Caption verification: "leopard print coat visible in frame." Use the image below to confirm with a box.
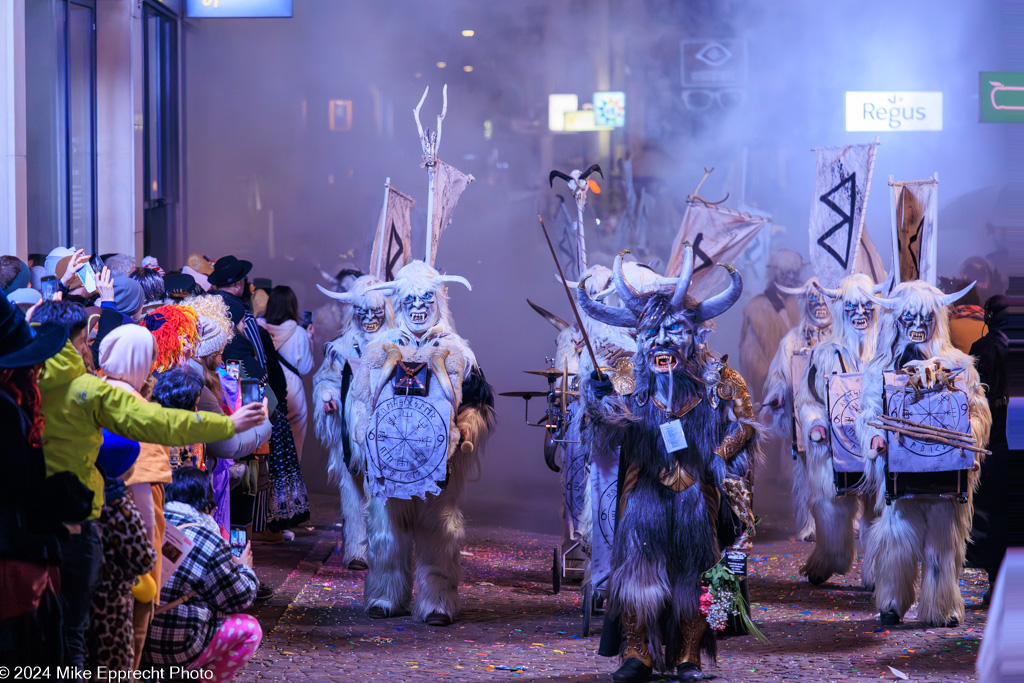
[86,496,157,672]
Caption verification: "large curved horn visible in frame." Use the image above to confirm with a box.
[429,349,457,407]
[812,281,841,300]
[580,164,603,180]
[577,277,637,328]
[372,343,403,408]
[316,283,356,303]
[856,287,899,309]
[612,250,642,305]
[594,284,616,300]
[775,283,809,297]
[527,299,570,332]
[670,243,694,309]
[363,281,397,296]
[436,275,472,291]
[936,281,976,307]
[696,263,743,321]
[549,170,573,187]
[553,273,579,289]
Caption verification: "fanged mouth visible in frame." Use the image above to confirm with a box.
[652,353,678,372]
[814,307,829,319]
[851,317,868,330]
[363,321,380,333]
[410,312,428,323]
[909,330,926,342]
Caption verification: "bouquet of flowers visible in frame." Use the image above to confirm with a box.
[700,557,768,643]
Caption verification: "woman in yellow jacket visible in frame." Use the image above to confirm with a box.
[33,300,265,675]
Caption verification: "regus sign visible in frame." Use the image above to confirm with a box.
[845,92,942,131]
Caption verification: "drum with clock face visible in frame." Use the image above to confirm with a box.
[365,365,456,500]
[881,372,972,503]
[825,372,867,495]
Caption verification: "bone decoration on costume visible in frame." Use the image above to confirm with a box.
[312,275,396,569]
[761,277,834,541]
[549,164,603,275]
[349,259,495,626]
[854,279,990,628]
[792,273,884,587]
[577,243,761,681]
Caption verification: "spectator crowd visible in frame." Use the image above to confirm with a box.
[0,249,317,681]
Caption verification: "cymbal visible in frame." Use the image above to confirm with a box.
[524,368,575,379]
[498,390,548,399]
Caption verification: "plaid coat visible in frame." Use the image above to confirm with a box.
[142,504,257,666]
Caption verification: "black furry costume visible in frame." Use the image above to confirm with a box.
[578,248,760,677]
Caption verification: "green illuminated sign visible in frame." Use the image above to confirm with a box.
[980,72,1024,123]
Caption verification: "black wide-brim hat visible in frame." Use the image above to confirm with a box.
[0,292,69,368]
[207,255,253,287]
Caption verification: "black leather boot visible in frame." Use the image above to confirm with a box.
[879,608,902,625]
[610,657,652,683]
[676,662,704,680]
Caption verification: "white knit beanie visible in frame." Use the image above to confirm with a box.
[196,314,227,358]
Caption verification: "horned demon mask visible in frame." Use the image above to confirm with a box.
[577,245,742,377]
[317,275,395,338]
[814,274,885,333]
[778,277,832,327]
[364,260,471,337]
[862,279,974,351]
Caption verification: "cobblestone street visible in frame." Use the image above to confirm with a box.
[237,496,988,683]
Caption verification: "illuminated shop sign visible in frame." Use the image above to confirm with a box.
[593,92,626,127]
[980,72,1024,123]
[845,91,942,132]
[186,0,292,18]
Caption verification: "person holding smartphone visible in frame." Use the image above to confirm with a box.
[145,467,261,680]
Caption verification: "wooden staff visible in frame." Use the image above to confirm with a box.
[880,414,973,441]
[538,215,604,380]
[867,421,990,456]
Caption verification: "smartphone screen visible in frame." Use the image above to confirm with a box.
[41,276,59,300]
[301,311,313,328]
[79,261,97,293]
[240,378,261,406]
[226,360,241,380]
[230,527,247,557]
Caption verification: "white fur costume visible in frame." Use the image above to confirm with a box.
[855,280,990,626]
[350,261,495,623]
[312,275,395,566]
[794,273,881,585]
[761,277,833,541]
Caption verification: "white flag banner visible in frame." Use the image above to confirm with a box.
[889,175,938,286]
[428,160,474,266]
[666,200,770,299]
[370,182,416,281]
[809,142,879,288]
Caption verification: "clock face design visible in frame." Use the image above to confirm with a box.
[829,386,862,456]
[598,480,618,546]
[367,394,449,496]
[886,387,969,457]
[564,444,589,527]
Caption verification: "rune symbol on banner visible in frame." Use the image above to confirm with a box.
[385,220,405,281]
[817,173,857,269]
[691,232,714,273]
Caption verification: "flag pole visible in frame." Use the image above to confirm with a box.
[373,178,391,278]
[538,215,603,380]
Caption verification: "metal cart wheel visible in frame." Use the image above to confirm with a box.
[581,581,594,637]
[552,547,561,595]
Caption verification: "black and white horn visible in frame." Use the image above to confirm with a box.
[670,242,694,310]
[812,281,841,300]
[695,263,743,322]
[580,164,603,180]
[527,299,570,332]
[549,170,573,187]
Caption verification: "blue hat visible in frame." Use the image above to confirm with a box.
[97,429,141,479]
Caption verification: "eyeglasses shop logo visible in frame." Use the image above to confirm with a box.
[845,92,943,132]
